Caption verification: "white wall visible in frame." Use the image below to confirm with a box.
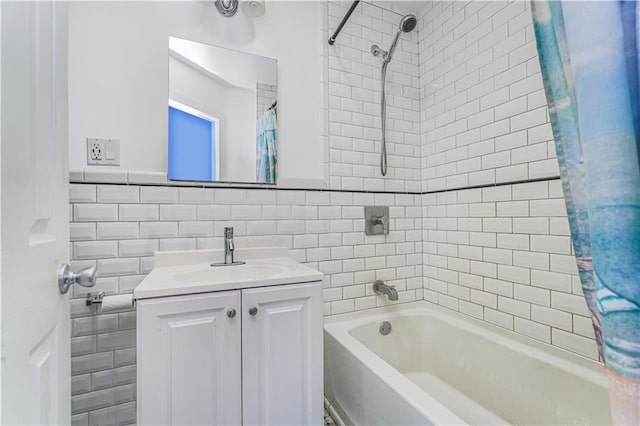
[169,36,277,90]
[419,1,556,192]
[220,87,256,182]
[68,1,324,186]
[169,56,229,121]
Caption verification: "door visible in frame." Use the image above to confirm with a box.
[242,282,323,426]
[137,291,242,425]
[1,2,70,424]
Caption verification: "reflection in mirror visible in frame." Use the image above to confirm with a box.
[168,37,277,184]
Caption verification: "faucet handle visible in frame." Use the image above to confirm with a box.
[375,215,389,234]
[224,226,234,239]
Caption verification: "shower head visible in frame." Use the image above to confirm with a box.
[371,13,417,65]
[399,14,417,33]
[386,14,417,62]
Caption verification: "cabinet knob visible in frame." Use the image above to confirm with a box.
[227,308,236,318]
[249,306,258,316]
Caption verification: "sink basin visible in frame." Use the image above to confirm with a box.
[173,264,286,283]
[133,248,324,300]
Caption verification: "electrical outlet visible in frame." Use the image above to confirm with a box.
[87,138,120,166]
[89,140,104,161]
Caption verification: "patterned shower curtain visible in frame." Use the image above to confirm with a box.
[256,109,277,184]
[531,1,640,423]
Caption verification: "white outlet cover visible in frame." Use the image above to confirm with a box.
[87,138,120,166]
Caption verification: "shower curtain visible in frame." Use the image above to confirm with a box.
[531,1,640,423]
[256,109,277,184]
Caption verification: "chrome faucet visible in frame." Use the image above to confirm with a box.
[211,227,245,267]
[224,226,235,264]
[373,280,398,301]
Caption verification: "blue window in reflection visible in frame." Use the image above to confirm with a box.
[168,103,218,181]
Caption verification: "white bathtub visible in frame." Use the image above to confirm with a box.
[324,301,611,425]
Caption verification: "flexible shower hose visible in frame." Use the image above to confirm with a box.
[380,60,389,176]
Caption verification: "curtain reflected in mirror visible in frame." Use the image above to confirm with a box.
[256,99,277,183]
[167,37,277,184]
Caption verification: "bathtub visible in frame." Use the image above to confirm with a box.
[324,301,611,425]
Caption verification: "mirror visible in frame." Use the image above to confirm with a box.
[168,37,278,184]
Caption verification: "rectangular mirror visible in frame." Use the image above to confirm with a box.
[168,37,278,184]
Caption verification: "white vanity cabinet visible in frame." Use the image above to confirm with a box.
[134,248,324,426]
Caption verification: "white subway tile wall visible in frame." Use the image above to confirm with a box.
[327,1,422,192]
[69,184,423,424]
[422,180,597,359]
[256,83,277,119]
[418,1,557,193]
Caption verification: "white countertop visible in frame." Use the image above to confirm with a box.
[133,247,323,300]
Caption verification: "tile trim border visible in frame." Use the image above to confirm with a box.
[70,175,561,196]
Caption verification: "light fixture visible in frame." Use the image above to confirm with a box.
[214,0,239,17]
[240,0,266,18]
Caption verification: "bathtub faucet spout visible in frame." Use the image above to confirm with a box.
[373,280,398,301]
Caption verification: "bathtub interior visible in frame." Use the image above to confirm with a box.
[324,331,437,426]
[345,311,611,425]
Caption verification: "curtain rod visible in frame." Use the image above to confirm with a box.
[328,0,360,45]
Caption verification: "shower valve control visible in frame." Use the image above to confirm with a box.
[87,138,120,166]
[365,206,390,235]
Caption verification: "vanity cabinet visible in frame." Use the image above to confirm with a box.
[136,281,322,426]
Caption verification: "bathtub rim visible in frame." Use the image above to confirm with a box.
[324,301,608,425]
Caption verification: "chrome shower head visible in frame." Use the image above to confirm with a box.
[371,13,417,65]
[399,14,417,33]
[385,14,417,62]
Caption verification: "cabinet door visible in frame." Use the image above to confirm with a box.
[242,282,323,426]
[137,291,241,425]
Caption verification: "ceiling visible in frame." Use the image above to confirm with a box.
[374,1,430,15]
